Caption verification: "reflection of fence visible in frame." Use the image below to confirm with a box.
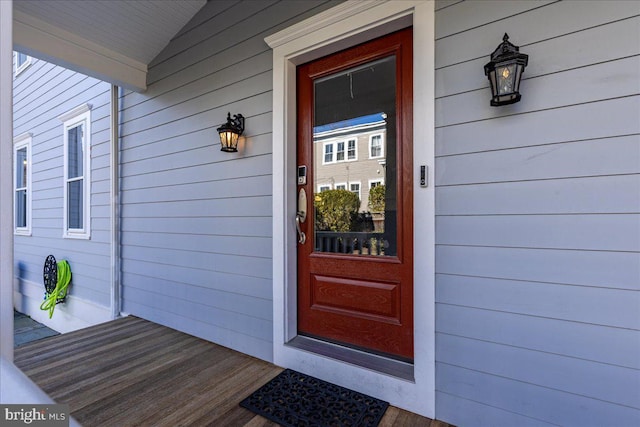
[315,231,387,256]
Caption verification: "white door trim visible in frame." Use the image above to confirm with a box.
[267,0,435,417]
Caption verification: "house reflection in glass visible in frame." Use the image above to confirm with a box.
[312,113,395,256]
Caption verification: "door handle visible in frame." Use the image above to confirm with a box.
[296,188,307,244]
[295,213,306,244]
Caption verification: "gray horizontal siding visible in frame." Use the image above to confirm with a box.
[436,55,639,127]
[121,230,272,260]
[436,95,640,156]
[438,333,639,408]
[436,14,640,99]
[435,0,640,69]
[438,303,640,372]
[437,362,640,427]
[437,175,639,215]
[434,0,640,425]
[120,0,339,362]
[436,136,639,185]
[437,245,639,290]
[437,214,640,252]
[437,274,639,335]
[13,57,113,309]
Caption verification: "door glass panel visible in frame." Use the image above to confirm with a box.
[313,56,397,256]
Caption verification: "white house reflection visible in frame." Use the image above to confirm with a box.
[313,112,393,256]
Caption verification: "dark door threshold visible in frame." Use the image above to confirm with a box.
[287,335,414,381]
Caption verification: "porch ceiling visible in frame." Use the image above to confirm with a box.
[13,0,206,92]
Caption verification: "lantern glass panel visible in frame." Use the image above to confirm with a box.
[220,130,239,151]
[496,64,516,95]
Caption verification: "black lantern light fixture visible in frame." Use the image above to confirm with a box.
[217,112,245,152]
[484,33,529,106]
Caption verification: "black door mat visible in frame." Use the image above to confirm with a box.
[240,369,389,427]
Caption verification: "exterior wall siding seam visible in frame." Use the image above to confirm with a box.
[435,1,561,41]
[435,361,640,411]
[435,242,640,254]
[435,390,561,427]
[435,94,640,129]
[435,301,640,330]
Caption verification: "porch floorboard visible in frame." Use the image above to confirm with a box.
[14,316,450,426]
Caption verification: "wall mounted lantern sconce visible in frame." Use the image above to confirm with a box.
[217,112,245,152]
[484,33,529,106]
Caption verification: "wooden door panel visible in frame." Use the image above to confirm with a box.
[309,275,401,322]
[297,28,413,360]
[301,305,410,358]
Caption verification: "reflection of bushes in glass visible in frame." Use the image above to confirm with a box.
[368,184,385,213]
[314,189,360,232]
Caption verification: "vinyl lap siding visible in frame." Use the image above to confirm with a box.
[434,1,640,426]
[13,59,112,308]
[119,0,339,362]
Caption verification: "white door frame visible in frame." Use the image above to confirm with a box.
[267,0,435,417]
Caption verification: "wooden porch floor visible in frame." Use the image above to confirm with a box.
[14,316,450,427]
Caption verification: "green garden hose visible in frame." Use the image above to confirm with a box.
[40,260,71,319]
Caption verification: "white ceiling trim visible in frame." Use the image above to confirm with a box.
[14,10,147,92]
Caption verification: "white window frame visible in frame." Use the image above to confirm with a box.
[322,141,335,164]
[317,184,331,192]
[13,51,31,77]
[324,140,358,164]
[13,133,32,236]
[335,141,345,162]
[347,138,358,161]
[59,104,92,239]
[349,181,361,201]
[369,133,384,159]
[334,182,347,191]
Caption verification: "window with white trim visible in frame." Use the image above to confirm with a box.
[349,181,361,200]
[336,141,345,161]
[322,140,358,164]
[60,105,91,239]
[14,134,32,235]
[14,51,31,77]
[318,184,331,192]
[335,183,347,190]
[323,142,334,164]
[347,139,357,160]
[369,134,384,159]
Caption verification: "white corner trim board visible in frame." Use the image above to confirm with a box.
[0,0,15,362]
[268,0,436,418]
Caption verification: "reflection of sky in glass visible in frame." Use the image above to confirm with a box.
[68,125,84,178]
[67,123,85,230]
[15,147,27,228]
[16,147,27,187]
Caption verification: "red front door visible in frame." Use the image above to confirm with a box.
[296,28,413,361]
